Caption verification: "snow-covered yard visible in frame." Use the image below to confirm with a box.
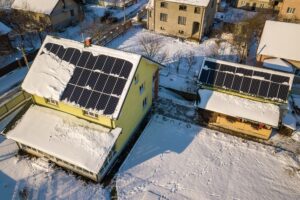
[0,136,109,199]
[117,115,300,200]
[107,26,238,93]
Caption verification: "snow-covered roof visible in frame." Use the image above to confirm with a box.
[147,0,210,8]
[22,35,141,119]
[11,0,59,15]
[7,105,121,173]
[197,89,280,127]
[257,20,300,62]
[263,58,294,73]
[0,21,11,35]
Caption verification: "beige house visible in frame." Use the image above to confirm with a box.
[278,0,300,22]
[147,0,217,41]
[11,0,82,30]
[231,0,278,12]
[257,20,300,69]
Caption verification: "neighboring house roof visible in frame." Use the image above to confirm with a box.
[147,0,210,8]
[197,89,280,127]
[0,21,12,35]
[7,105,122,174]
[263,58,294,73]
[22,35,142,119]
[257,20,300,62]
[11,0,59,15]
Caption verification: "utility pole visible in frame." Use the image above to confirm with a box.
[17,46,29,69]
[123,0,126,24]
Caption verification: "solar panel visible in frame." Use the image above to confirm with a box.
[198,59,292,101]
[42,43,133,114]
[104,96,119,115]
[249,79,260,95]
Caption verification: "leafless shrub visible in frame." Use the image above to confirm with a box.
[172,51,184,73]
[138,34,162,59]
[185,51,197,72]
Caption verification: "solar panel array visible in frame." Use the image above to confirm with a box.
[43,42,133,115]
[198,60,291,102]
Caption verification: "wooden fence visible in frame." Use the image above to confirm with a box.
[92,20,132,46]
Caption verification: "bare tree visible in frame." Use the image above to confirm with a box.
[172,51,184,73]
[185,51,197,72]
[156,51,168,64]
[138,34,162,59]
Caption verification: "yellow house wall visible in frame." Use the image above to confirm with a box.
[212,114,272,139]
[114,58,159,152]
[32,95,114,128]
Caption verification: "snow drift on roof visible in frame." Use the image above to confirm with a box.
[263,58,294,73]
[257,20,300,62]
[11,0,59,15]
[197,89,280,127]
[0,21,11,35]
[22,35,141,119]
[7,105,121,173]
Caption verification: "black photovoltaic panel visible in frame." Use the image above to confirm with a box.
[223,73,234,88]
[104,96,119,115]
[240,77,251,93]
[113,78,127,96]
[43,42,134,114]
[232,75,242,91]
[199,59,291,101]
[215,72,225,87]
[206,70,218,85]
[199,69,209,83]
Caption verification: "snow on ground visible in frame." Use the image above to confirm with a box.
[107,26,238,93]
[0,136,109,200]
[0,67,28,95]
[117,115,300,200]
[222,7,256,24]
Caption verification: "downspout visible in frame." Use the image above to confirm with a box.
[199,6,206,41]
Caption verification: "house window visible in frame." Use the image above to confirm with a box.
[149,11,152,17]
[45,98,58,106]
[160,13,168,22]
[178,16,186,25]
[70,9,74,17]
[179,5,187,11]
[142,97,148,109]
[83,110,99,118]
[287,7,296,14]
[260,4,264,8]
[160,26,165,30]
[178,30,184,34]
[194,7,200,14]
[139,82,145,95]
[160,2,168,8]
[134,74,139,84]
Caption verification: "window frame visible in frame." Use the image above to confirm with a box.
[142,97,148,109]
[160,2,168,8]
[83,110,99,119]
[194,7,201,14]
[160,13,168,22]
[178,16,187,25]
[179,5,187,11]
[139,82,145,95]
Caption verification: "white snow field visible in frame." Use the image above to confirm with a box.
[117,115,300,200]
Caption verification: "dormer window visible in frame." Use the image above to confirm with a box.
[45,98,58,106]
[83,110,99,119]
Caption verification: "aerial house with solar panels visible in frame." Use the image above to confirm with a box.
[196,58,294,139]
[6,35,160,182]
